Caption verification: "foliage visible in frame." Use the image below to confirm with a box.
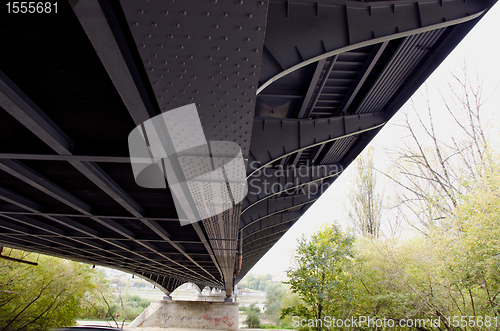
[284,224,354,330]
[244,303,262,328]
[239,273,274,291]
[0,249,102,331]
[264,282,285,324]
[347,146,383,238]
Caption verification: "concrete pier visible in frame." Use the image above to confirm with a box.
[130,299,239,330]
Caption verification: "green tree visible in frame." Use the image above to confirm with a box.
[264,282,285,324]
[0,249,104,331]
[245,303,261,328]
[283,224,354,330]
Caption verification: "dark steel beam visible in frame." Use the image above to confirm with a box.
[0,153,132,163]
[303,55,338,119]
[248,112,389,177]
[0,161,219,285]
[335,41,389,115]
[297,58,327,118]
[0,71,218,284]
[259,0,493,91]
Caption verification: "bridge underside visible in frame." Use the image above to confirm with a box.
[0,0,495,295]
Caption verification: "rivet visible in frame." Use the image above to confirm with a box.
[132,22,139,27]
[186,82,191,86]
[174,23,181,28]
[224,77,229,81]
[164,89,168,92]
[159,96,163,99]
[181,89,186,93]
[181,69,187,73]
[223,57,229,61]
[158,44,164,49]
[234,98,239,102]
[217,84,222,87]
[257,0,264,4]
[213,104,217,107]
[192,75,197,79]
[235,48,241,52]
[222,12,229,17]
[245,37,251,42]
[235,85,240,88]
[242,92,247,95]
[164,69,170,73]
[242,105,246,108]
[187,55,194,59]
[188,97,194,100]
[237,0,244,4]
[178,75,183,79]
[212,24,219,29]
[145,60,152,64]
[169,82,174,86]
[168,102,172,105]
[173,96,177,99]
[251,64,257,68]
[250,86,255,89]
[234,64,240,67]
[162,10,169,15]
[180,11,187,16]
[217,71,223,74]
[236,26,243,30]
[151,22,158,27]
[242,77,248,81]
[214,46,220,51]
[246,13,253,18]
[158,74,164,78]
[207,56,213,60]
[251,72,256,76]
[235,72,240,75]
[216,63,222,67]
[210,76,215,80]
[221,36,228,41]
[194,90,200,94]
[140,44,146,48]
[205,36,212,40]
[138,9,144,14]
[225,91,230,95]
[172,55,178,59]
[180,62,186,65]
[152,54,158,58]
[211,0,218,3]
[162,60,168,65]
[203,11,210,17]
[146,33,152,38]
[254,26,261,31]
[149,68,155,72]
[178,45,184,49]
[243,58,249,62]
[252,48,259,53]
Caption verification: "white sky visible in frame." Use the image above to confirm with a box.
[249,3,500,277]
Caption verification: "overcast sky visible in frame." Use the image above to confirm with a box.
[248,3,500,277]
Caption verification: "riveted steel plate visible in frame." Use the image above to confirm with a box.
[120,0,269,158]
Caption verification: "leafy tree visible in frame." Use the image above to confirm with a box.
[347,147,383,238]
[0,249,104,331]
[245,303,262,328]
[283,224,354,330]
[264,282,285,324]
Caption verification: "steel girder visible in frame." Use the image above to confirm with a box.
[260,0,494,91]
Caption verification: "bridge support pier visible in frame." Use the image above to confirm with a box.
[130,299,239,330]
